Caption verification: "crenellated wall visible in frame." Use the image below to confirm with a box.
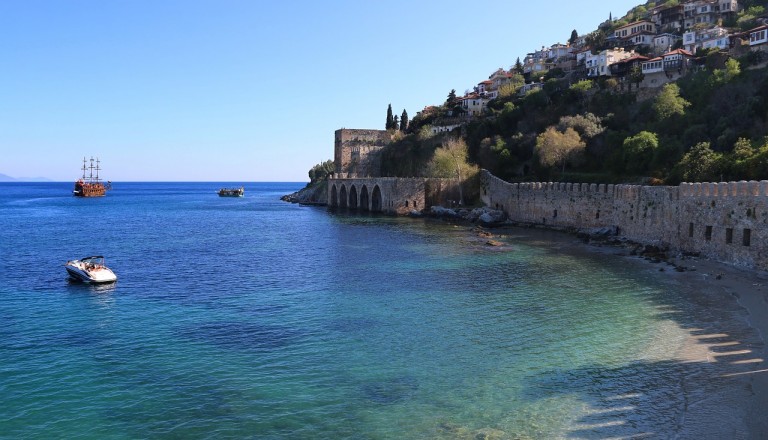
[334,129,392,177]
[481,170,768,270]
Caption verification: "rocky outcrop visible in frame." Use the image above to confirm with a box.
[428,206,508,226]
[281,180,328,205]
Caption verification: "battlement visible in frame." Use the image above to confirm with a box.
[334,128,392,177]
[481,170,768,270]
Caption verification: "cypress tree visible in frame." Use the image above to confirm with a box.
[386,104,394,130]
[400,109,409,132]
[393,115,399,131]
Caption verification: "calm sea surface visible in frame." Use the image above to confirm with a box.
[0,182,756,439]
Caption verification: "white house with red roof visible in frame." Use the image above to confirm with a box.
[641,48,695,88]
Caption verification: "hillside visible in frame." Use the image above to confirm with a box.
[377,0,768,186]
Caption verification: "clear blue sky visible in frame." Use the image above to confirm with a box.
[0,0,642,182]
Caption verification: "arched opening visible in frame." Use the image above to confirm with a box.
[360,185,369,211]
[349,185,358,210]
[339,185,348,209]
[371,185,382,212]
[330,184,338,208]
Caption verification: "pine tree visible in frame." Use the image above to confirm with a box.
[386,104,394,130]
[446,89,457,106]
[513,57,523,73]
[400,109,409,132]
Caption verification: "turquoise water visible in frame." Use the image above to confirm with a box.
[0,182,756,439]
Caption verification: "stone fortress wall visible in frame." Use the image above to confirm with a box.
[327,176,460,215]
[334,129,392,178]
[481,170,768,270]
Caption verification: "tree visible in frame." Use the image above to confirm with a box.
[677,142,722,182]
[386,104,394,130]
[393,115,399,131]
[446,89,458,106]
[535,127,586,175]
[622,131,659,174]
[569,29,578,46]
[426,137,478,205]
[513,57,523,74]
[585,30,607,53]
[652,83,691,120]
[307,159,334,185]
[400,109,409,132]
[628,64,645,91]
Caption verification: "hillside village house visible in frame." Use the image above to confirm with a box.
[641,48,695,88]
[653,33,682,54]
[651,3,685,32]
[614,20,657,48]
[749,24,768,52]
[450,0,745,114]
[683,26,730,53]
[586,48,635,77]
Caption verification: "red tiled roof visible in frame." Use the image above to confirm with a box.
[663,48,693,57]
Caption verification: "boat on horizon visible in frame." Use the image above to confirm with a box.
[73,156,111,197]
[64,256,117,284]
[218,186,244,197]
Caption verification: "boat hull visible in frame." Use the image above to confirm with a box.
[65,261,117,284]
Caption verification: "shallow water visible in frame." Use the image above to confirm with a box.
[0,182,759,439]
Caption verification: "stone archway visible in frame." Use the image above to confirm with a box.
[360,185,369,211]
[339,185,348,209]
[371,185,382,212]
[349,185,358,209]
[330,184,338,208]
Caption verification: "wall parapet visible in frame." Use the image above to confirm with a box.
[480,170,768,270]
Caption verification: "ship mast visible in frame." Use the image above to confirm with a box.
[89,157,95,181]
[81,157,87,179]
[95,157,101,183]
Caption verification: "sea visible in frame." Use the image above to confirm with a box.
[0,182,759,439]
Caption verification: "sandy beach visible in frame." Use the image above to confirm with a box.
[661,255,768,439]
[476,225,768,438]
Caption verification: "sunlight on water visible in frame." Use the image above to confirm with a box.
[0,182,761,439]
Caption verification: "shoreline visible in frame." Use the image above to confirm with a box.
[471,223,768,438]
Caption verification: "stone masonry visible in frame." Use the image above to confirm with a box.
[334,129,392,178]
[481,170,768,270]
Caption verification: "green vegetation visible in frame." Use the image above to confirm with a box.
[379,51,768,187]
[307,160,334,186]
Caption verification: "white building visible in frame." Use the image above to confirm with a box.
[586,48,635,78]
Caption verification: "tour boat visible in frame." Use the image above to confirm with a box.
[218,186,245,197]
[73,156,111,197]
[65,256,117,284]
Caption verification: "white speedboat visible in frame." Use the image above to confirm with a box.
[65,256,117,284]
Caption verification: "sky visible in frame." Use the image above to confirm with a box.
[0,0,643,182]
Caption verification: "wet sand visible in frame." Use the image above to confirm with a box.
[661,255,768,438]
[473,225,768,438]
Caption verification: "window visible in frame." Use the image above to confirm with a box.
[705,225,712,241]
[726,228,733,244]
[689,222,694,238]
[743,229,752,246]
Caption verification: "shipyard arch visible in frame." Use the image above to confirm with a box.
[349,185,358,209]
[339,185,348,209]
[360,185,369,211]
[330,184,338,208]
[371,185,382,212]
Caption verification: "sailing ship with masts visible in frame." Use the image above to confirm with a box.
[73,156,111,197]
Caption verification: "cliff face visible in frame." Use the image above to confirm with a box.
[281,180,328,205]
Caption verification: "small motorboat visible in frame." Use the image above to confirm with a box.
[218,186,244,197]
[65,256,117,284]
